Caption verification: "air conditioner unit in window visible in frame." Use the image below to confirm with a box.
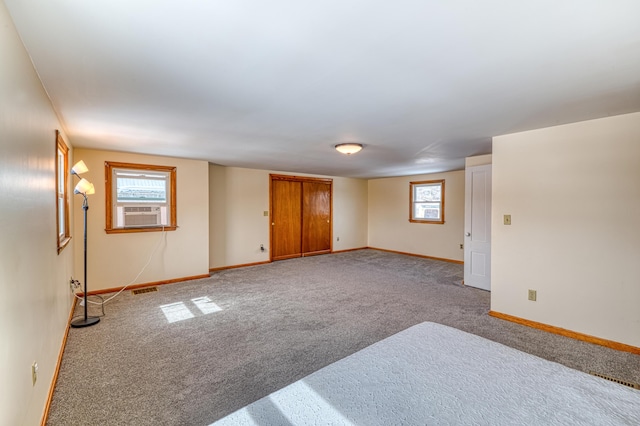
[123,206,161,227]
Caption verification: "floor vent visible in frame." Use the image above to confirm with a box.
[132,287,158,295]
[589,372,640,389]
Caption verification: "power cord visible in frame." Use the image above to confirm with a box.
[70,227,167,312]
[70,294,105,322]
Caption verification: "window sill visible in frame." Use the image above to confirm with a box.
[409,219,445,224]
[57,236,72,254]
[105,226,177,234]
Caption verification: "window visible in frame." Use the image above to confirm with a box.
[105,162,177,233]
[56,131,71,253]
[410,179,445,224]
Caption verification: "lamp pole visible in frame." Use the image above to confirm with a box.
[71,193,100,328]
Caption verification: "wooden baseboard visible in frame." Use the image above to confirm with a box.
[210,250,373,270]
[367,246,464,264]
[209,247,456,270]
[489,311,640,355]
[302,250,331,257]
[41,295,77,425]
[332,247,368,254]
[83,273,211,296]
[209,261,271,272]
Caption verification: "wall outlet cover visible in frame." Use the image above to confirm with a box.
[31,362,38,386]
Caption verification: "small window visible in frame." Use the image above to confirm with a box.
[56,131,71,253]
[105,162,177,233]
[410,179,445,224]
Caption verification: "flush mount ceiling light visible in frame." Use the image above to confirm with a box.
[335,143,363,155]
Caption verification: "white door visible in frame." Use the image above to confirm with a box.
[464,164,492,291]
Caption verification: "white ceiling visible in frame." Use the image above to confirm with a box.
[6,1,640,178]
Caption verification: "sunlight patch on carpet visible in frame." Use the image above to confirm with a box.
[160,297,223,323]
[213,381,354,426]
[160,302,194,323]
[192,296,222,315]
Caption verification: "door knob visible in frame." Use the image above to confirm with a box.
[465,232,471,237]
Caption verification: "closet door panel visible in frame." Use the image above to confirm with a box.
[272,180,302,260]
[302,181,331,254]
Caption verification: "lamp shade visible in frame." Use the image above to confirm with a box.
[335,143,363,155]
[71,160,89,175]
[74,178,95,195]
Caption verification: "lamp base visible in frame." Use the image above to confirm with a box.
[70,316,100,328]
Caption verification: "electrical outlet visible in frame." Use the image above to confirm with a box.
[260,244,265,252]
[336,236,340,241]
[504,214,512,225]
[459,243,463,249]
[528,289,537,301]
[263,211,269,216]
[31,362,38,386]
[69,277,80,292]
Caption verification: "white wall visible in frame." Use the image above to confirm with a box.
[73,149,210,292]
[0,3,75,424]
[368,170,465,261]
[492,112,640,347]
[209,165,368,269]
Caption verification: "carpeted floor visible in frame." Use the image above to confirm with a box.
[213,323,640,425]
[47,249,640,425]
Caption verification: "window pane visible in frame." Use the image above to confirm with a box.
[116,177,167,203]
[413,203,441,219]
[58,198,65,236]
[57,151,65,235]
[58,152,65,191]
[414,185,441,202]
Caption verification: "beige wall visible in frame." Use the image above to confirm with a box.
[332,175,369,251]
[0,3,75,424]
[73,149,210,292]
[209,165,368,269]
[368,171,465,261]
[492,112,640,347]
[209,165,270,268]
[465,153,492,167]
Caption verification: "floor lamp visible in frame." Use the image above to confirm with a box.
[70,161,100,328]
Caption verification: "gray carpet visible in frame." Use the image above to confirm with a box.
[47,249,640,425]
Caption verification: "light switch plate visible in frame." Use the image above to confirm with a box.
[504,214,512,225]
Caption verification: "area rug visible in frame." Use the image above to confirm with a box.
[211,322,640,425]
